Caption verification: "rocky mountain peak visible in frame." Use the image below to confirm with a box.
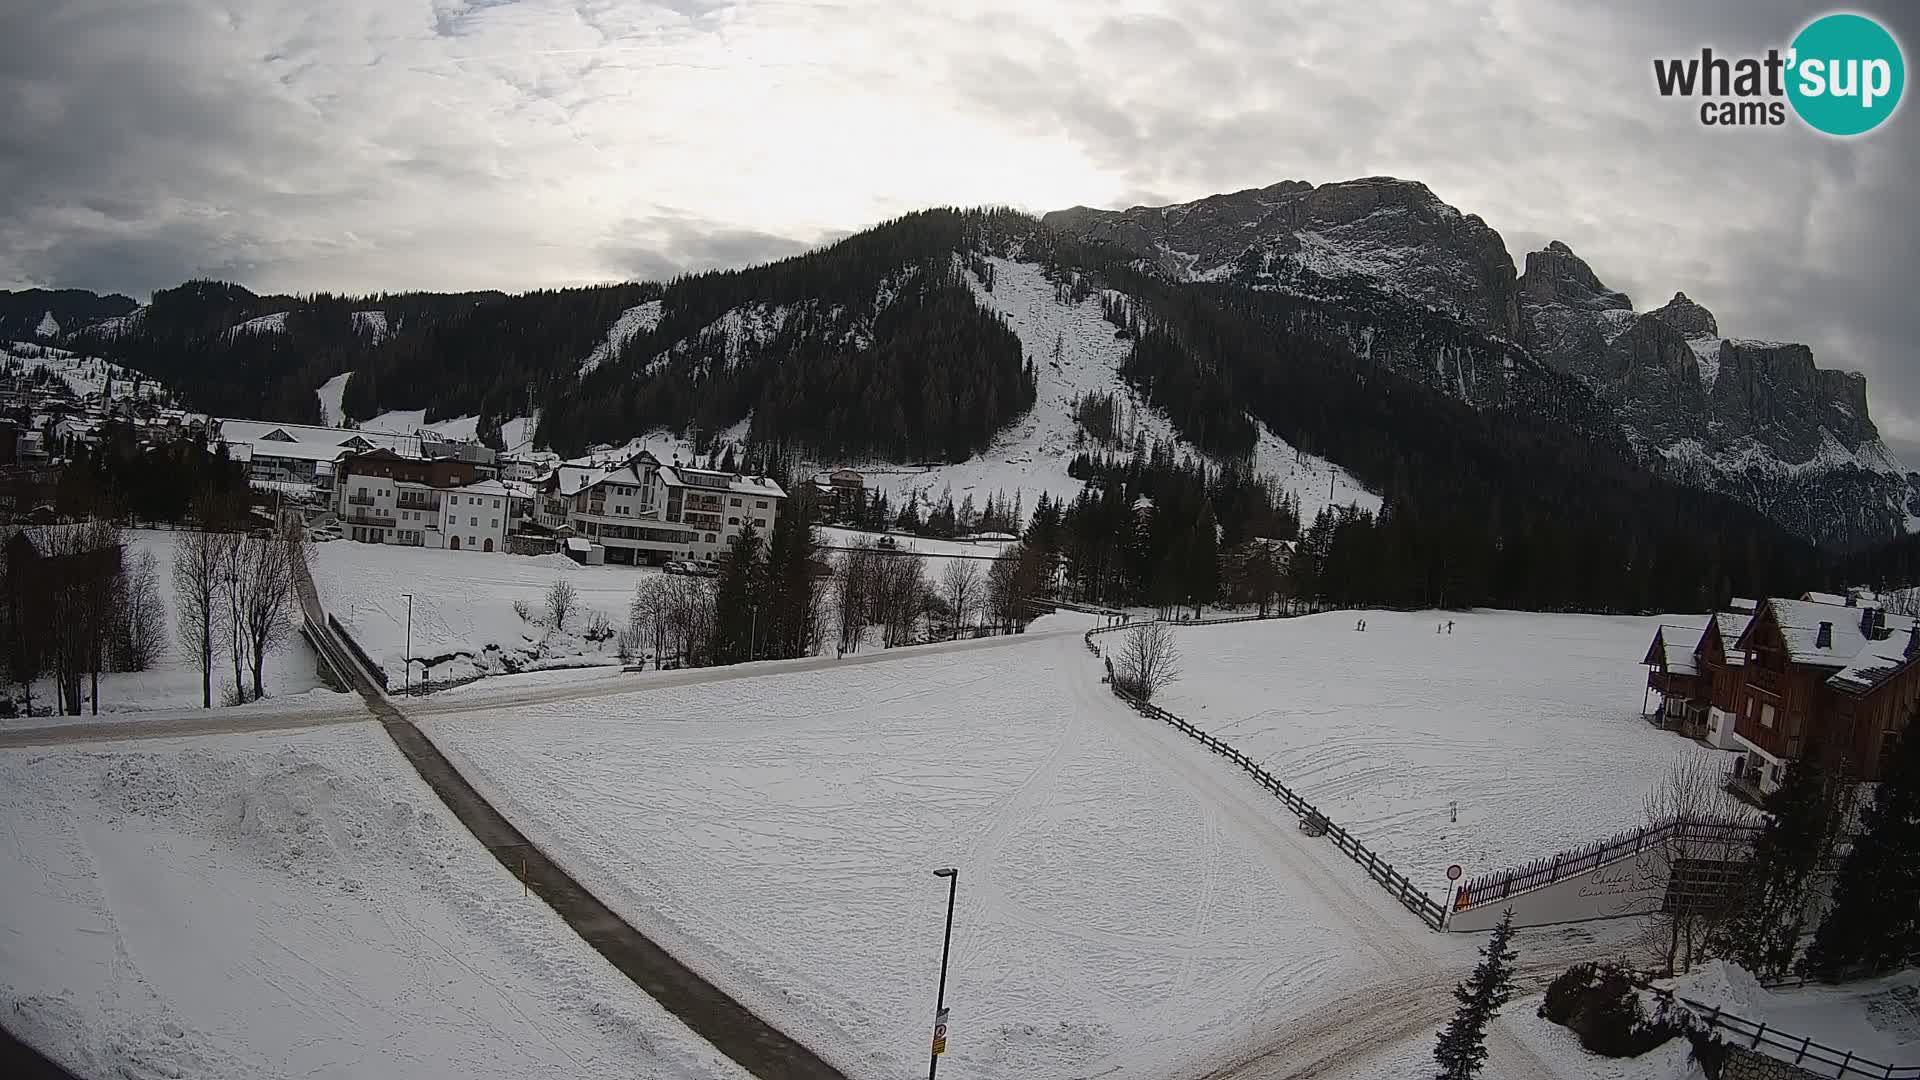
[1518,241,1631,312]
[1647,291,1719,338]
[1044,175,1519,336]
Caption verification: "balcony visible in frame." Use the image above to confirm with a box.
[397,497,441,511]
[348,494,377,507]
[346,509,395,527]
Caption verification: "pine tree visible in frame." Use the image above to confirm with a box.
[1710,745,1847,978]
[1433,910,1519,1080]
[1802,725,1920,980]
[1186,498,1220,618]
[711,523,763,664]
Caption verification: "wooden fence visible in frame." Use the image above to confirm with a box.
[1085,624,1448,929]
[1454,816,1761,914]
[1641,983,1919,1079]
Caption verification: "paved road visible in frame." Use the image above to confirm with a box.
[291,553,852,1080]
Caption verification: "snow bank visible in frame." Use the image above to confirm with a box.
[0,725,746,1080]
[423,635,1414,1080]
[1157,609,1733,886]
[1664,961,1919,1068]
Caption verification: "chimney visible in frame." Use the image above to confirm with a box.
[1845,592,1858,607]
[1816,621,1833,649]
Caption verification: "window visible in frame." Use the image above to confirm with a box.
[728,516,740,525]
[756,500,767,509]
[490,519,498,528]
[468,536,477,547]
[470,516,478,527]
[705,533,716,543]
[730,497,742,506]
[754,518,766,529]
[492,499,500,509]
[1760,704,1776,729]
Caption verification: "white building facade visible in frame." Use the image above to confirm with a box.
[552,451,785,564]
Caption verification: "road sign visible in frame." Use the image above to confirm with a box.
[1446,864,1463,882]
[931,1007,950,1056]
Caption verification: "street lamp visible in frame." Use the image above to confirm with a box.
[401,592,414,694]
[928,867,958,1080]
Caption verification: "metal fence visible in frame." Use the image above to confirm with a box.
[327,612,389,690]
[1085,624,1448,929]
[1454,816,1761,913]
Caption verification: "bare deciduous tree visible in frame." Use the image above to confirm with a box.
[870,553,928,648]
[834,544,875,654]
[1642,754,1747,975]
[113,548,168,671]
[173,528,226,709]
[546,578,580,631]
[940,560,981,639]
[237,532,299,701]
[1115,621,1181,702]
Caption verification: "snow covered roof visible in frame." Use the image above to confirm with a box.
[1728,597,1758,613]
[1712,612,1751,666]
[451,479,521,498]
[1654,624,1702,675]
[1802,591,1848,607]
[241,440,353,463]
[565,537,592,552]
[1760,599,1879,668]
[658,465,786,499]
[1827,625,1920,695]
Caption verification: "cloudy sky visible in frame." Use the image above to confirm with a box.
[3,1,1917,453]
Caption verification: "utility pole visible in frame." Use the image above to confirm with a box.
[928,867,958,1080]
[401,592,414,694]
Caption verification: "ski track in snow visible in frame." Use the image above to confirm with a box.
[315,372,351,427]
[849,256,1376,524]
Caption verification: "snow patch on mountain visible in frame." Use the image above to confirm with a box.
[315,372,351,427]
[843,255,1375,524]
[578,300,662,378]
[227,312,288,337]
[1688,337,1723,391]
[4,341,170,402]
[34,311,59,338]
[85,307,146,339]
[1660,427,1894,479]
[351,310,389,343]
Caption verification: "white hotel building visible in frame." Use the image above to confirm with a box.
[539,450,785,565]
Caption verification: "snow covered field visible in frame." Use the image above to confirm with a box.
[0,724,747,1080]
[308,541,656,687]
[1155,609,1733,888]
[10,530,328,723]
[421,631,1473,1080]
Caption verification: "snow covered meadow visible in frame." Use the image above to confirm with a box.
[1155,609,1734,889]
[0,724,747,1080]
[419,629,1458,1080]
[307,541,656,687]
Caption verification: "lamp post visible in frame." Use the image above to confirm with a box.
[401,592,414,693]
[928,867,958,1080]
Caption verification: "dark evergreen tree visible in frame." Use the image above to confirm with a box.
[1802,726,1920,980]
[762,490,822,660]
[710,523,764,664]
[1711,746,1848,978]
[1434,910,1519,1080]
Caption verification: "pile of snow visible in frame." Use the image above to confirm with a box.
[578,300,663,377]
[308,542,659,687]
[421,633,1449,1080]
[0,725,746,1080]
[1156,609,1734,886]
[5,530,328,724]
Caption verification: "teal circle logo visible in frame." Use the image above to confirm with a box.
[1787,13,1905,135]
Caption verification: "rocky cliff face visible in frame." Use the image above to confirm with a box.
[1046,177,1520,336]
[1048,181,1910,548]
